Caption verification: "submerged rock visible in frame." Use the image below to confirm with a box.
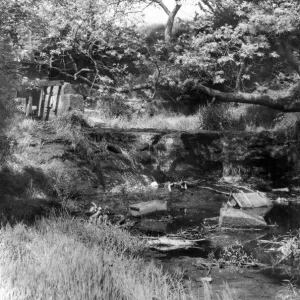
[219,208,268,229]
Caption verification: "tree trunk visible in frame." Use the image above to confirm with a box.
[153,0,182,43]
[164,2,182,43]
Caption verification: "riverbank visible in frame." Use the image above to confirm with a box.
[1,112,300,299]
[0,215,197,300]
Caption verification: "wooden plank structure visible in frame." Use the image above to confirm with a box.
[23,80,65,120]
[20,80,86,120]
[37,81,64,120]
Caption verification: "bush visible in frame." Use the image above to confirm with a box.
[243,105,279,129]
[96,92,133,118]
[199,103,246,131]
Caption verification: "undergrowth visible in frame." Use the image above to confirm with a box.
[1,111,93,206]
[86,100,286,132]
[87,110,202,131]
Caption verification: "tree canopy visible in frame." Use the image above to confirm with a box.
[1,0,300,112]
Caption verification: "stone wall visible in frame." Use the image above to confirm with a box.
[55,83,87,116]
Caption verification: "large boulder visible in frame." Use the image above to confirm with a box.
[58,94,84,114]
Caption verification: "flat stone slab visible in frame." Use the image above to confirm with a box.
[230,192,271,208]
[219,208,267,229]
[129,200,167,217]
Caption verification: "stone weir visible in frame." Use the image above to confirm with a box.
[84,127,298,191]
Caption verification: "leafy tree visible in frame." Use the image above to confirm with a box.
[148,0,300,112]
[19,0,147,92]
[3,0,300,114]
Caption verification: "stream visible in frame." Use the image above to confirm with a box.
[83,184,300,299]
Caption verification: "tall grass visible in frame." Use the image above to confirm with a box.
[0,216,195,300]
[86,110,202,131]
[216,283,238,300]
[86,102,282,132]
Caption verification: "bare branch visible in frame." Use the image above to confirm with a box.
[152,0,170,15]
[235,60,246,92]
[47,65,153,93]
[74,68,93,80]
[198,0,214,14]
[197,1,212,14]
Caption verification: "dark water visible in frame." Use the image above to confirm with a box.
[85,186,300,261]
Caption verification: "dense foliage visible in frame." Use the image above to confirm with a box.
[1,0,300,112]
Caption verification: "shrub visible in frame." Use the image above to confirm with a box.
[199,103,246,131]
[96,92,133,118]
[243,105,279,129]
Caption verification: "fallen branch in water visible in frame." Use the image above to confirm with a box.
[215,183,255,192]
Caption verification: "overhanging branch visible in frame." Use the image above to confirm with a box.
[192,81,300,112]
[48,65,153,93]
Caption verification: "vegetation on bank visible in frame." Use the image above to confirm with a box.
[87,104,272,132]
[87,98,300,132]
[0,212,299,300]
[0,215,194,300]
